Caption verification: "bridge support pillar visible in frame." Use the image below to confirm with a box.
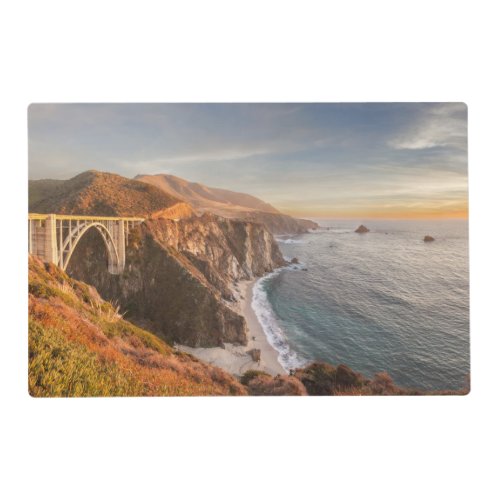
[117,220,126,273]
[44,214,58,265]
[107,220,126,274]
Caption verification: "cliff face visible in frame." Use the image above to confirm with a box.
[147,213,285,286]
[238,211,319,234]
[66,214,285,348]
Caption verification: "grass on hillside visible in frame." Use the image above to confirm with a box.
[28,256,246,397]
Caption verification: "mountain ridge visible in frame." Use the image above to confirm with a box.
[136,173,319,234]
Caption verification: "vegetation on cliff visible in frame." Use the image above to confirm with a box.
[28,256,246,397]
[291,362,469,395]
[239,363,468,396]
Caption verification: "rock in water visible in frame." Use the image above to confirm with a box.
[423,235,435,242]
[291,257,299,264]
[355,225,370,233]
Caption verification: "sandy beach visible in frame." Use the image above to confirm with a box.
[177,278,286,377]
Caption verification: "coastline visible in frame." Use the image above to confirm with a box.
[176,278,286,377]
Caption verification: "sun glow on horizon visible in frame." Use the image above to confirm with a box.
[282,205,469,221]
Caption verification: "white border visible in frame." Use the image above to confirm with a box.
[2,1,499,499]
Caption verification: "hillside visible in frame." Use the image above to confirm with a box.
[29,170,190,218]
[28,179,66,205]
[136,173,318,234]
[28,255,247,396]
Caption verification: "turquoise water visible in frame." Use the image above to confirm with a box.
[252,220,469,391]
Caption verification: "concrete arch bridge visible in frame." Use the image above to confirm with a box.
[28,214,144,274]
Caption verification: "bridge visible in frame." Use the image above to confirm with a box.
[28,214,144,274]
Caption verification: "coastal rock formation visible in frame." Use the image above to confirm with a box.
[355,224,370,233]
[240,370,307,396]
[291,257,299,264]
[66,214,285,348]
[247,348,261,362]
[423,235,435,242]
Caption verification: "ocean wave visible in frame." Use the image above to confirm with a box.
[251,269,308,371]
[308,227,352,234]
[275,238,306,244]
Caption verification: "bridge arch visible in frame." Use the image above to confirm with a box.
[61,221,121,273]
[28,214,144,275]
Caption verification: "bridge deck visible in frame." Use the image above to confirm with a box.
[28,213,145,222]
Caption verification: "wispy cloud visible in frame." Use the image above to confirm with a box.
[116,146,275,174]
[387,103,467,151]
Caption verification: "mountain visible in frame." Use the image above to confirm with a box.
[28,179,66,206]
[135,173,319,234]
[29,170,192,218]
[135,173,279,214]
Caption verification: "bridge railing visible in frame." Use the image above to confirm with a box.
[28,213,145,222]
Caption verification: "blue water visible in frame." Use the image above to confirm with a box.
[252,220,469,391]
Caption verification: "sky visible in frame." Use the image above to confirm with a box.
[28,103,468,219]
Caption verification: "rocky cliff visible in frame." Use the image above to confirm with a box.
[238,210,319,234]
[66,213,286,348]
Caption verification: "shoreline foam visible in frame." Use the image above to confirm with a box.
[251,269,307,371]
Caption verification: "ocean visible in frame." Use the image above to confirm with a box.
[252,219,469,391]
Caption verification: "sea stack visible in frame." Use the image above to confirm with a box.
[355,224,370,234]
[423,235,435,242]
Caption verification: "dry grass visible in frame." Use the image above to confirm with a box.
[28,256,246,397]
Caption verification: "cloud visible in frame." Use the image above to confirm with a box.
[388,103,467,151]
[116,146,276,174]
